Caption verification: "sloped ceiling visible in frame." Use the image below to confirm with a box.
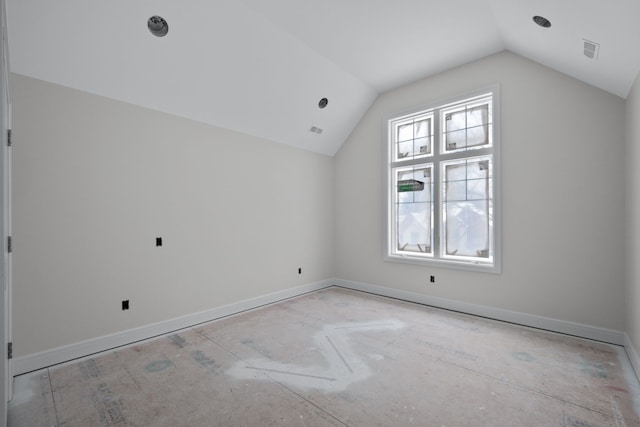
[7,0,640,156]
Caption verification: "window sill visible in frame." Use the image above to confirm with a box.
[384,253,501,274]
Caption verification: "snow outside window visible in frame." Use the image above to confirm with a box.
[385,87,500,273]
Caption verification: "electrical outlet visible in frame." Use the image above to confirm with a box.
[430,275,435,283]
[122,300,130,310]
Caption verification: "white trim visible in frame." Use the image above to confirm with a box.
[624,333,640,382]
[13,280,334,375]
[14,278,631,377]
[334,279,625,345]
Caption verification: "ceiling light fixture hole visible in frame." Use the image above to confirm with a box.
[532,15,551,28]
[318,98,328,109]
[148,16,169,37]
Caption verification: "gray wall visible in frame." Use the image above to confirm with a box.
[335,51,626,330]
[12,50,631,360]
[12,74,336,357]
[626,71,640,357]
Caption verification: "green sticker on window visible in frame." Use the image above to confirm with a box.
[398,179,424,192]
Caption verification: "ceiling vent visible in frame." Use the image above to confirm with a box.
[583,39,600,60]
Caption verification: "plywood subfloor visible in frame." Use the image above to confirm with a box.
[8,287,640,426]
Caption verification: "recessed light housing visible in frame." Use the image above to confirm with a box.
[148,16,169,37]
[532,15,551,28]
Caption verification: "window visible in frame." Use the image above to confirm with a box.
[384,87,500,272]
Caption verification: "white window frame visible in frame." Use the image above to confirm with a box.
[383,86,501,273]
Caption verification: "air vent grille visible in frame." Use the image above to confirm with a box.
[583,39,599,60]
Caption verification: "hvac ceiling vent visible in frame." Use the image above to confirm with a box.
[583,39,600,60]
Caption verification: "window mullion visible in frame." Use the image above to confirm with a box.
[390,157,432,169]
[437,147,492,162]
[433,108,442,259]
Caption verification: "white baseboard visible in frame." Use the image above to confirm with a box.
[334,279,626,345]
[14,277,630,376]
[13,279,334,375]
[624,333,640,382]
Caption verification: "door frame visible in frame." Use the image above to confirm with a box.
[1,0,12,424]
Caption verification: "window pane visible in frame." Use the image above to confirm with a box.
[395,166,433,254]
[415,118,429,137]
[397,123,413,142]
[445,109,466,132]
[467,105,488,129]
[442,100,491,152]
[415,137,430,156]
[445,129,465,151]
[444,201,489,257]
[397,203,431,253]
[394,115,433,160]
[442,157,492,258]
[397,140,413,159]
[466,124,489,148]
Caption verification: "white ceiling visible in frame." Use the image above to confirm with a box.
[7,0,640,156]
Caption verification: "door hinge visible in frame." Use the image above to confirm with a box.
[7,236,11,253]
[7,129,11,147]
[7,342,12,360]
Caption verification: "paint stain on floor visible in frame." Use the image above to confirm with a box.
[8,288,640,426]
[512,351,535,362]
[144,359,173,373]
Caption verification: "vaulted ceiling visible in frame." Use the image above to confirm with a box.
[7,0,640,156]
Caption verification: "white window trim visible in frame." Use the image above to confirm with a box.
[383,85,501,274]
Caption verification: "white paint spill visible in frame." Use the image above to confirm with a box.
[609,396,627,427]
[9,370,47,406]
[227,319,406,392]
